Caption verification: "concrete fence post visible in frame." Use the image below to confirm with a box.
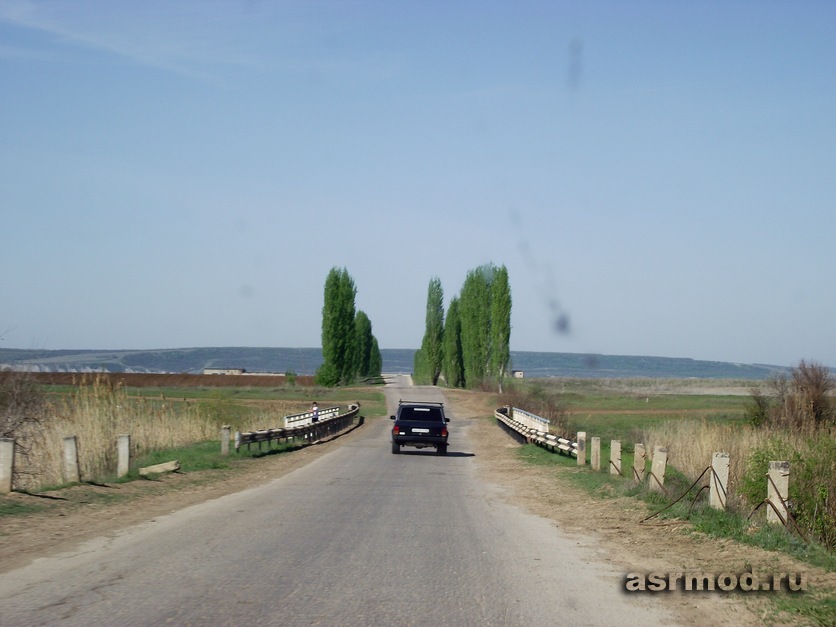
[576,432,587,466]
[633,444,647,483]
[0,438,14,493]
[221,425,231,456]
[767,461,790,524]
[591,437,601,471]
[649,446,668,492]
[117,434,131,479]
[610,440,622,476]
[63,435,81,484]
[709,452,730,510]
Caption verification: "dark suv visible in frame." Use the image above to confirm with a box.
[390,400,450,455]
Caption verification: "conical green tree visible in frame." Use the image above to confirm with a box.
[369,336,382,378]
[443,297,465,388]
[316,267,357,386]
[456,263,511,390]
[420,277,445,385]
[489,265,512,391]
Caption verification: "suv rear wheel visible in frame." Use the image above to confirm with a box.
[391,441,400,454]
[436,444,448,456]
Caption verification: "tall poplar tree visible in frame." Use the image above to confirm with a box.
[456,263,512,390]
[442,297,465,388]
[354,310,380,379]
[489,265,512,391]
[336,269,358,384]
[316,267,357,386]
[459,266,492,385]
[413,348,428,384]
[368,336,382,378]
[420,277,445,385]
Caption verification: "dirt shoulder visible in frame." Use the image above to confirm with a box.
[445,389,835,627]
[2,391,833,626]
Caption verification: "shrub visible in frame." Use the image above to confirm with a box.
[790,360,835,428]
[744,387,772,427]
[737,435,803,510]
[756,361,834,430]
[738,432,836,550]
[0,371,48,487]
[0,372,46,430]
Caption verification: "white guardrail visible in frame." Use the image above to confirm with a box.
[494,406,578,457]
[284,406,340,428]
[235,404,359,452]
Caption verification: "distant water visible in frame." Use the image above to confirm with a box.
[0,347,792,379]
[386,350,789,379]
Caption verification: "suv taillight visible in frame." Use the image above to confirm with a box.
[393,425,400,435]
[441,427,448,437]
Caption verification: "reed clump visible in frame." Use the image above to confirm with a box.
[644,421,800,508]
[645,419,835,549]
[644,360,835,550]
[8,375,284,491]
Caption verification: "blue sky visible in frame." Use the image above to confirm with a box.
[1,1,834,368]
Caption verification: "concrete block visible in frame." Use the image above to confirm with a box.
[709,452,729,510]
[139,460,181,476]
[221,425,231,456]
[577,431,586,466]
[649,446,668,492]
[117,434,131,479]
[0,438,14,493]
[610,440,622,476]
[767,461,790,524]
[63,435,81,484]
[633,443,647,483]
[591,437,601,471]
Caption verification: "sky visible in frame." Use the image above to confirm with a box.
[1,1,835,368]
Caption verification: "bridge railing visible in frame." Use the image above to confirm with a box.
[284,406,340,428]
[235,404,360,452]
[494,406,577,457]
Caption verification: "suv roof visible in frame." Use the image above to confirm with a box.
[398,399,443,407]
[395,400,446,422]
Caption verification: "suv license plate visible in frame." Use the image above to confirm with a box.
[412,428,430,433]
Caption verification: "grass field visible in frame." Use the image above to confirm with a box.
[503,377,751,445]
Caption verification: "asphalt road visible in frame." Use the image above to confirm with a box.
[0,376,674,626]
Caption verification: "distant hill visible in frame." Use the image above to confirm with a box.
[0,347,793,379]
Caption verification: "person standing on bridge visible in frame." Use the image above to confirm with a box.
[311,401,319,422]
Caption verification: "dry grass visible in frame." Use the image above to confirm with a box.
[644,420,779,509]
[644,419,836,548]
[10,377,281,491]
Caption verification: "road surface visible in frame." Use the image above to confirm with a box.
[0,377,674,625]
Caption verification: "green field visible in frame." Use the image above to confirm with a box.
[508,377,752,446]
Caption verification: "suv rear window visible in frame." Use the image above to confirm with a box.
[398,406,443,422]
